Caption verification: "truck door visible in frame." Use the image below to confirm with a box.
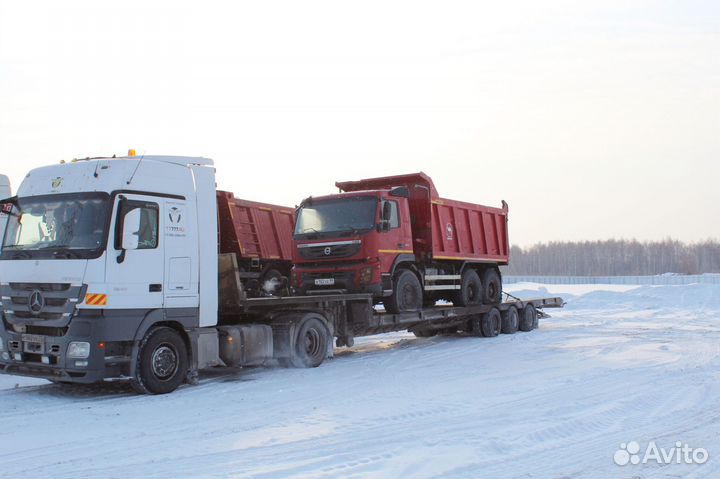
[163,199,199,309]
[105,194,164,309]
[380,198,413,259]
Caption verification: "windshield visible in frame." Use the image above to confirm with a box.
[1,193,111,259]
[294,196,377,238]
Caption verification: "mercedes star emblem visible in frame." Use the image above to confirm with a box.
[29,290,45,315]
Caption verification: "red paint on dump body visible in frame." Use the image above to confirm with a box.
[216,191,295,261]
[335,172,509,263]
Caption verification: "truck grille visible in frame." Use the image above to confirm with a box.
[1,283,84,322]
[298,242,361,260]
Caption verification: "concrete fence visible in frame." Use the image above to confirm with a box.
[504,275,720,285]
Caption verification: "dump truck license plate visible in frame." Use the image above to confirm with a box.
[314,278,335,286]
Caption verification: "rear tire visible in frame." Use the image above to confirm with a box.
[481,268,502,304]
[289,316,329,368]
[519,304,537,332]
[501,306,519,334]
[453,269,482,306]
[131,327,188,395]
[385,270,423,314]
[481,308,501,337]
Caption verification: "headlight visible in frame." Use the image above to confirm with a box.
[67,341,90,359]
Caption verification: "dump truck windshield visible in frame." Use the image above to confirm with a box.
[294,196,376,238]
[1,193,111,259]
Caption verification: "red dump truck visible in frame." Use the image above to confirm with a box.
[216,191,294,296]
[292,172,509,312]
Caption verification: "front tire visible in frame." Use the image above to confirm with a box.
[385,270,423,314]
[131,327,188,395]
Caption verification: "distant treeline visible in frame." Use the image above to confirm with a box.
[503,239,720,276]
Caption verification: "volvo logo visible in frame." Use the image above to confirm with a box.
[28,290,45,315]
[324,247,332,256]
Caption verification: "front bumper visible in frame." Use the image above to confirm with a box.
[0,310,129,384]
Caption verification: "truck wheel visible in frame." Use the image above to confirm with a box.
[501,306,519,334]
[131,327,188,395]
[453,269,482,306]
[481,308,501,337]
[481,268,502,304]
[385,270,422,314]
[290,316,329,368]
[519,304,537,332]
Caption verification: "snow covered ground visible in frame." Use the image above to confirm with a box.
[2,283,719,478]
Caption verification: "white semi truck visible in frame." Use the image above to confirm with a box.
[0,155,563,394]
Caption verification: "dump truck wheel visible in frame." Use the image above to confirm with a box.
[131,327,188,395]
[481,268,502,304]
[502,306,519,334]
[481,308,501,337]
[453,269,482,306]
[519,304,537,332]
[385,270,422,313]
[290,316,329,368]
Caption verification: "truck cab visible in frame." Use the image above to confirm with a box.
[292,188,413,299]
[0,155,220,392]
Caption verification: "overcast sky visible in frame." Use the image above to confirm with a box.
[0,1,717,246]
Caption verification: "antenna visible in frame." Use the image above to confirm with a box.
[126,149,146,185]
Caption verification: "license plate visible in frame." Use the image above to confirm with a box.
[314,278,335,286]
[22,334,45,354]
[22,334,45,343]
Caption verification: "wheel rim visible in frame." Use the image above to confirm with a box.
[304,328,322,357]
[467,283,478,302]
[488,282,497,300]
[151,344,179,380]
[402,283,418,309]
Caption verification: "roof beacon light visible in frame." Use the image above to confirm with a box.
[128,149,136,157]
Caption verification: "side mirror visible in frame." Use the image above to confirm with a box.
[382,201,392,221]
[121,208,142,251]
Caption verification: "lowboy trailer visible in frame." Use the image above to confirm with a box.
[0,155,563,394]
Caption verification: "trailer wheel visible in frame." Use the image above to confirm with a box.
[519,304,537,332]
[385,269,422,313]
[453,269,482,306]
[481,308,501,337]
[501,306,519,334]
[131,327,188,395]
[290,316,329,368]
[481,268,502,304]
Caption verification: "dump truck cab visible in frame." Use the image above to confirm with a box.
[292,187,414,297]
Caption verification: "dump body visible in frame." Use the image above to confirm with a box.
[217,191,295,294]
